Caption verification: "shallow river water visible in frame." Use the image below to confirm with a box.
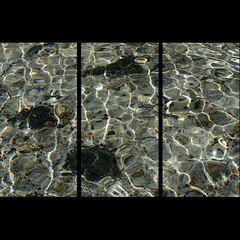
[0,43,77,197]
[163,42,239,197]
[81,42,159,197]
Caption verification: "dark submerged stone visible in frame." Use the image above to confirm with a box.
[81,145,121,182]
[63,149,77,174]
[83,55,139,77]
[24,44,43,58]
[28,106,58,129]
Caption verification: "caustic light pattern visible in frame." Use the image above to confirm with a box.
[81,42,159,197]
[163,42,239,197]
[0,43,77,197]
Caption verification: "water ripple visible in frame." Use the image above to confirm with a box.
[163,42,239,197]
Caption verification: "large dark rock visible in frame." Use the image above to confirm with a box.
[81,145,121,182]
[106,63,127,76]
[8,105,58,130]
[28,106,58,129]
[83,55,145,77]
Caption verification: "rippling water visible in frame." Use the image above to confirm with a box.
[81,42,159,197]
[163,42,239,197]
[0,43,77,197]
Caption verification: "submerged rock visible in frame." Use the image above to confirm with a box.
[81,145,121,182]
[28,106,58,129]
[24,44,43,58]
[63,149,77,174]
[83,55,145,77]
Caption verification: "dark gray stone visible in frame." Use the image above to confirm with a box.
[81,145,121,182]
